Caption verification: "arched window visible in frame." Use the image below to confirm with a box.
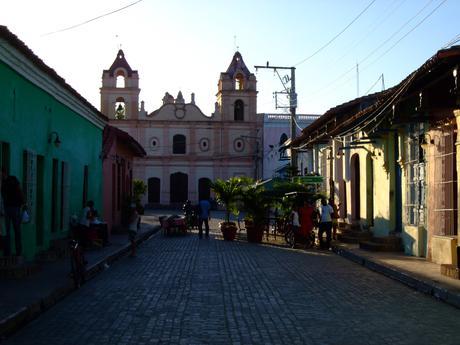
[116,70,126,88]
[114,97,126,119]
[235,73,244,90]
[279,133,288,145]
[173,134,186,154]
[116,75,125,88]
[234,100,244,121]
[279,133,288,160]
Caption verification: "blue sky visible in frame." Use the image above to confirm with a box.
[1,0,459,116]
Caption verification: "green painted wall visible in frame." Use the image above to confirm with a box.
[0,61,103,259]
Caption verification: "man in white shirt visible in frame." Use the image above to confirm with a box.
[318,198,334,249]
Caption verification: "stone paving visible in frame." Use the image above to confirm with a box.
[4,217,460,345]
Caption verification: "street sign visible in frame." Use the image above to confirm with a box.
[293,176,323,184]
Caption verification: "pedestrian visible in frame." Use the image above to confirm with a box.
[78,200,95,247]
[1,168,25,257]
[127,203,140,257]
[198,198,211,239]
[329,198,339,240]
[318,198,334,250]
[290,205,300,234]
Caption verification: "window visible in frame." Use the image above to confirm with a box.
[404,124,425,226]
[82,165,88,208]
[279,133,288,160]
[60,162,69,231]
[233,138,245,152]
[173,134,186,154]
[22,150,36,224]
[234,100,244,121]
[51,159,59,232]
[235,73,244,90]
[199,138,210,152]
[115,97,126,119]
[0,142,10,174]
[116,70,126,88]
[150,137,159,151]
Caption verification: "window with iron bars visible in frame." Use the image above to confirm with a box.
[404,123,426,226]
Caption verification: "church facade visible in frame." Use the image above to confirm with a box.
[100,50,262,206]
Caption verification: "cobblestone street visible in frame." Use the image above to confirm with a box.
[4,221,460,345]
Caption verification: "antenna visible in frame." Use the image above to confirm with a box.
[233,35,239,51]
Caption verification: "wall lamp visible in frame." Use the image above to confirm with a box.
[48,131,61,148]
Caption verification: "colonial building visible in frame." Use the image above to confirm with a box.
[261,113,319,179]
[0,26,107,259]
[101,50,262,206]
[292,45,460,276]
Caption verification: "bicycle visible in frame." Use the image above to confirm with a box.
[69,239,87,288]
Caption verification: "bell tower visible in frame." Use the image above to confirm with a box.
[100,49,140,120]
[216,52,257,122]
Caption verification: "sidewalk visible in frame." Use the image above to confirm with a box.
[331,242,460,309]
[0,216,160,339]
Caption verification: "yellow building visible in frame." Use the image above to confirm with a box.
[293,46,460,276]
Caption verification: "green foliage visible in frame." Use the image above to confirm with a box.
[240,181,271,225]
[133,179,147,203]
[211,177,244,223]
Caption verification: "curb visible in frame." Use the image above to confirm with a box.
[0,225,160,340]
[332,245,460,310]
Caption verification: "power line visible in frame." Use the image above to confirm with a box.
[362,0,448,72]
[294,0,377,67]
[41,0,144,36]
[306,0,447,103]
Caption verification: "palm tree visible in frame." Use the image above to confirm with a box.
[211,177,243,223]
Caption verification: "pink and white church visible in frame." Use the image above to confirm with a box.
[100,50,262,206]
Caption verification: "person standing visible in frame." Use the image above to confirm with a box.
[78,200,95,247]
[198,198,211,239]
[329,198,339,240]
[318,198,334,250]
[127,204,140,257]
[1,168,25,257]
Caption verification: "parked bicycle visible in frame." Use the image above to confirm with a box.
[69,239,86,288]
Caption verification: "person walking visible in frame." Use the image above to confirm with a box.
[127,203,140,257]
[198,198,211,239]
[1,168,25,257]
[318,198,334,250]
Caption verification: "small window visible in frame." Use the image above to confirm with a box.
[150,137,159,151]
[116,70,126,88]
[234,100,244,121]
[233,138,245,152]
[199,138,210,152]
[173,134,186,154]
[235,73,244,90]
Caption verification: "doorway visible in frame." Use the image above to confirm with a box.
[351,153,360,221]
[170,172,188,203]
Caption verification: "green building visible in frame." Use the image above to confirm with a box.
[0,26,107,259]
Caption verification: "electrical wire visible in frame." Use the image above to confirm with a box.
[364,74,383,95]
[305,0,444,102]
[41,0,144,36]
[294,0,377,67]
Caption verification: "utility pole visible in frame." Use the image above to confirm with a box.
[254,62,298,171]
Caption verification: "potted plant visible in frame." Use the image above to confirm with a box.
[240,181,271,243]
[210,177,242,241]
[132,179,147,215]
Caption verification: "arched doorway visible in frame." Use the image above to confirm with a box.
[148,177,160,203]
[170,172,188,203]
[351,153,360,221]
[198,178,211,201]
[366,153,374,226]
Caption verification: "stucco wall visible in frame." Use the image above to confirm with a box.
[0,61,103,259]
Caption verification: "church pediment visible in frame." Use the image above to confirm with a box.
[147,103,213,121]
